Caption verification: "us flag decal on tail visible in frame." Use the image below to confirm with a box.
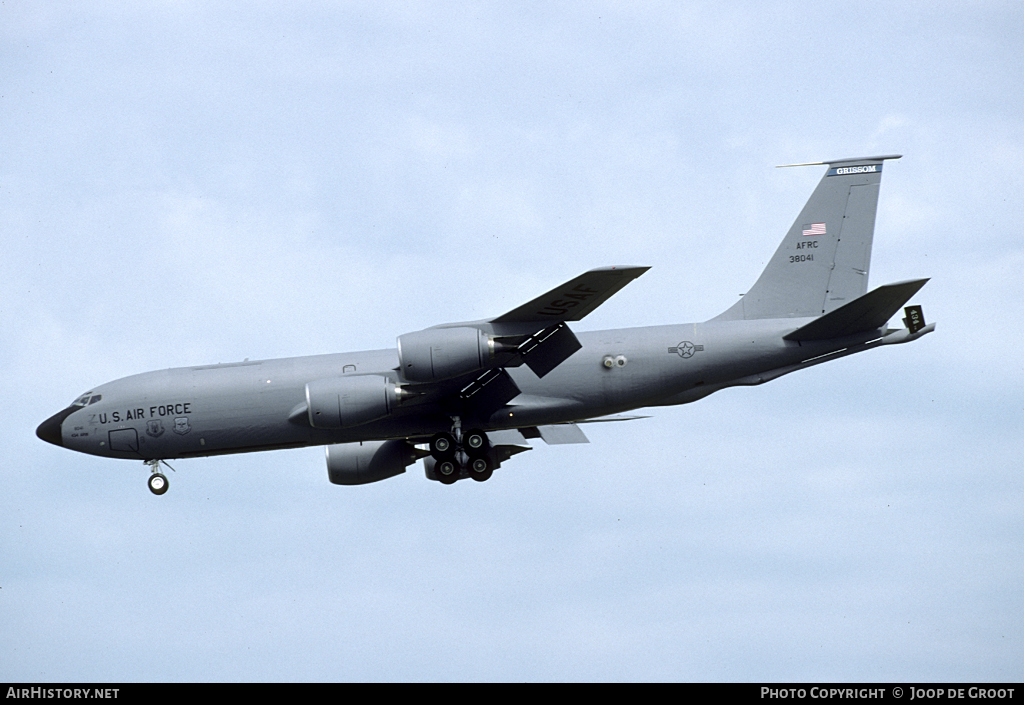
[802,223,826,237]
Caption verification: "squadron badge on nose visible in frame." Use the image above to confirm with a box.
[173,417,192,435]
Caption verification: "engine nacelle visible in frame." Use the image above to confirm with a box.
[326,440,417,485]
[305,375,400,429]
[397,326,493,382]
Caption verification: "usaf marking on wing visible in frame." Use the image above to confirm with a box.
[37,155,934,495]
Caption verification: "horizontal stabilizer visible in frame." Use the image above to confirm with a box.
[491,266,649,323]
[783,278,930,342]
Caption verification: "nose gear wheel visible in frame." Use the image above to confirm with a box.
[148,472,169,495]
[144,458,176,495]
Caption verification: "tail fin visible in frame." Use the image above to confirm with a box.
[713,155,902,321]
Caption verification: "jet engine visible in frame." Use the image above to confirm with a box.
[397,326,495,382]
[305,375,402,429]
[326,439,420,485]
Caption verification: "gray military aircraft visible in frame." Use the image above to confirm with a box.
[37,155,934,494]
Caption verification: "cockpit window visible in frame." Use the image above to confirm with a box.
[88,395,102,405]
[71,392,95,407]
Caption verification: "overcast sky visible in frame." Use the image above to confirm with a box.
[2,1,1022,682]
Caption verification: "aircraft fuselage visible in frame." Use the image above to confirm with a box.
[44,317,879,462]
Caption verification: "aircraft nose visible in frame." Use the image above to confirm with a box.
[36,409,68,447]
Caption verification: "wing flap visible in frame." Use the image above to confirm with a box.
[485,429,532,448]
[459,368,521,412]
[516,322,583,378]
[521,423,590,445]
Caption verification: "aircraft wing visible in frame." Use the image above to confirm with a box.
[396,266,651,418]
[490,266,650,323]
[474,265,650,381]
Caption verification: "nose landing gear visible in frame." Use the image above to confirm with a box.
[144,458,174,495]
[148,472,169,495]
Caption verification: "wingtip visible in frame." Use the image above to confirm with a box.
[590,265,651,273]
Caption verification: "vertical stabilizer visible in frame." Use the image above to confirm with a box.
[713,155,901,321]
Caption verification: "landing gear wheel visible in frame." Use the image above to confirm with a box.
[463,429,489,457]
[468,456,493,482]
[436,458,459,485]
[148,472,169,495]
[430,432,457,458]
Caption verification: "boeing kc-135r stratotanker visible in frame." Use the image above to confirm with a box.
[37,155,934,495]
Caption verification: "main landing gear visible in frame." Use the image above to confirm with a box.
[429,420,493,484]
[145,458,172,495]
